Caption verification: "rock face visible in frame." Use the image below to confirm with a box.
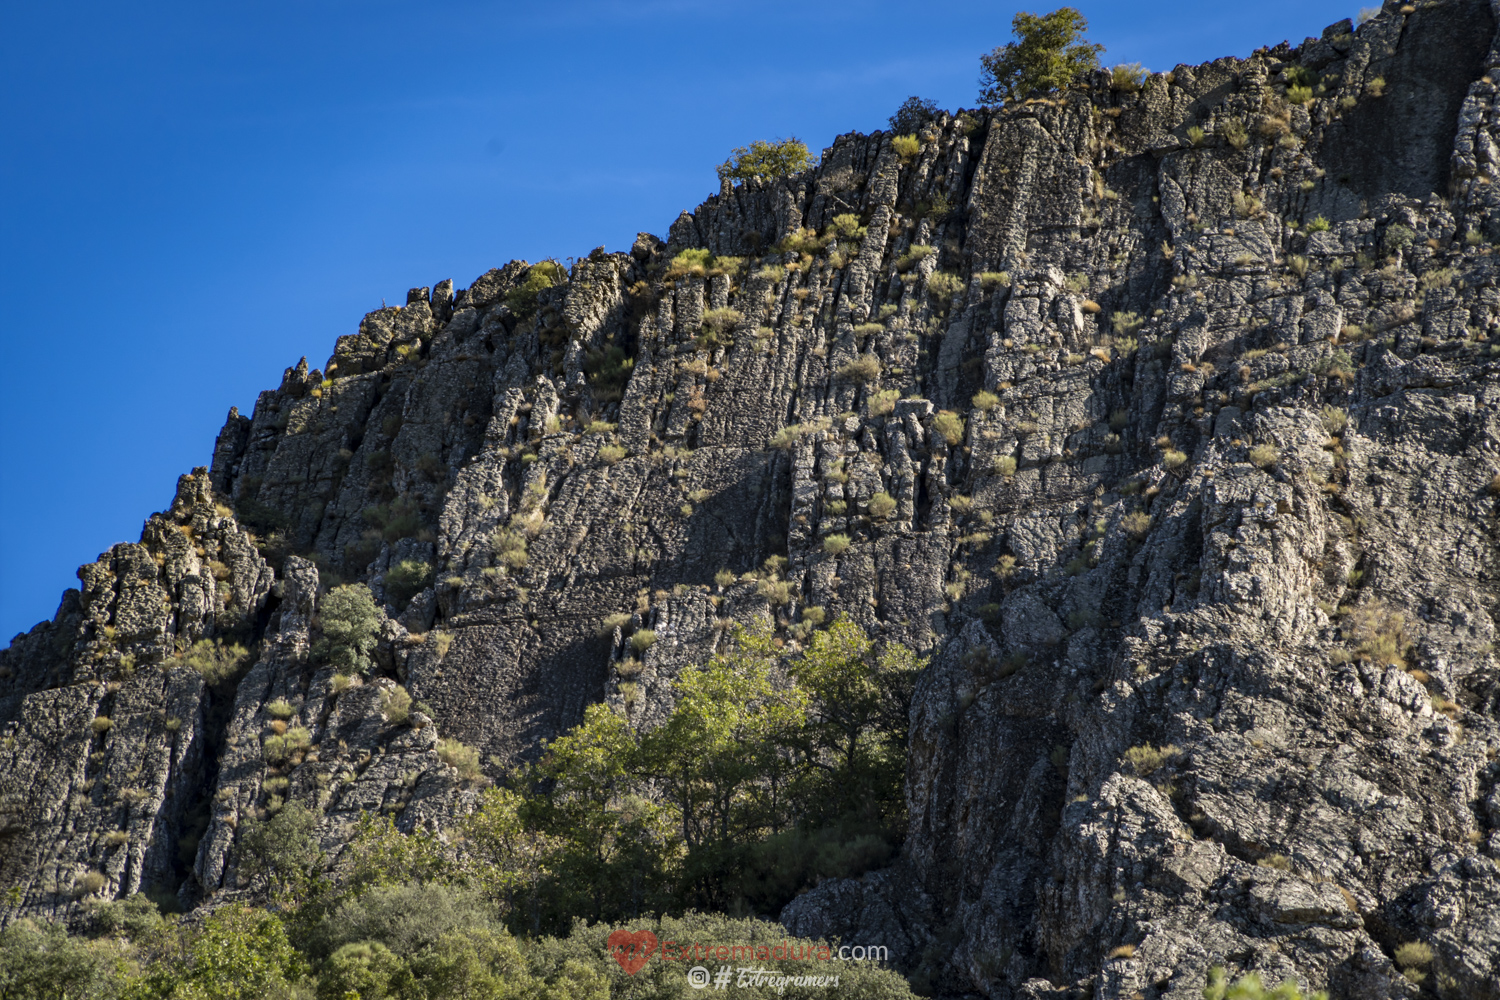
[5,1,1500,995]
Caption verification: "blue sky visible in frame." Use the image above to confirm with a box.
[0,0,1365,641]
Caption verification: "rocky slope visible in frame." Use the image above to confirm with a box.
[5,0,1500,995]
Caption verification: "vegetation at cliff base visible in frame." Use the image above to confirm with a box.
[0,619,922,998]
[978,7,1104,106]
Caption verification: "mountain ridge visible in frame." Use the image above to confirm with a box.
[5,1,1500,996]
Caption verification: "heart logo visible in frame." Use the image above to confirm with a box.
[607,928,659,975]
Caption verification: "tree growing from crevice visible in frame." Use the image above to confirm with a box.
[978,7,1104,106]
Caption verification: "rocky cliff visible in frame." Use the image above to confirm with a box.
[5,0,1500,996]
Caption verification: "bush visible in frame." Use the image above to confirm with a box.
[505,261,566,319]
[1248,444,1279,468]
[596,444,627,466]
[700,306,743,339]
[182,638,252,685]
[978,7,1104,106]
[1394,942,1434,970]
[1162,449,1188,469]
[868,491,898,518]
[927,271,965,300]
[870,389,900,416]
[261,726,312,764]
[769,421,826,450]
[1121,511,1151,537]
[385,559,433,608]
[0,918,125,999]
[89,717,113,735]
[1110,62,1147,91]
[266,699,296,720]
[314,884,502,962]
[992,455,1018,477]
[894,244,935,272]
[491,528,529,570]
[972,390,1000,412]
[380,686,412,725]
[436,739,484,782]
[1124,743,1178,776]
[932,410,965,446]
[321,940,406,1000]
[73,872,107,897]
[239,802,322,899]
[888,95,938,135]
[665,248,711,279]
[1204,967,1328,1000]
[717,138,815,181]
[891,134,921,163]
[630,630,657,654]
[823,534,853,556]
[978,270,1011,289]
[839,354,882,383]
[317,584,386,676]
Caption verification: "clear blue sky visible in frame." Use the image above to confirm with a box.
[1,0,1363,642]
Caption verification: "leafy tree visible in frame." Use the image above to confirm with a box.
[123,905,305,1000]
[461,786,561,934]
[639,626,807,909]
[978,7,1104,106]
[529,704,675,924]
[717,138,816,182]
[238,801,324,904]
[314,584,385,675]
[888,96,939,135]
[336,813,464,899]
[318,941,405,1000]
[313,884,499,962]
[791,618,925,826]
[0,918,124,1000]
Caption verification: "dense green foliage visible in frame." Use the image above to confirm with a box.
[2,619,922,998]
[506,261,567,319]
[887,96,938,135]
[977,7,1104,106]
[3,892,915,998]
[389,619,923,931]
[314,584,385,675]
[716,139,816,182]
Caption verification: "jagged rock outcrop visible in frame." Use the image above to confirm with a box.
[5,0,1500,996]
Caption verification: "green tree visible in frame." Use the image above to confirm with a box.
[318,941,406,1000]
[461,786,561,934]
[238,801,324,905]
[314,584,385,675]
[889,96,939,135]
[639,626,807,908]
[123,906,305,1000]
[978,7,1104,106]
[527,705,675,925]
[791,618,925,825]
[717,139,816,182]
[0,919,125,1000]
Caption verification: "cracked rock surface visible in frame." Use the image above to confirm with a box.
[5,1,1500,996]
